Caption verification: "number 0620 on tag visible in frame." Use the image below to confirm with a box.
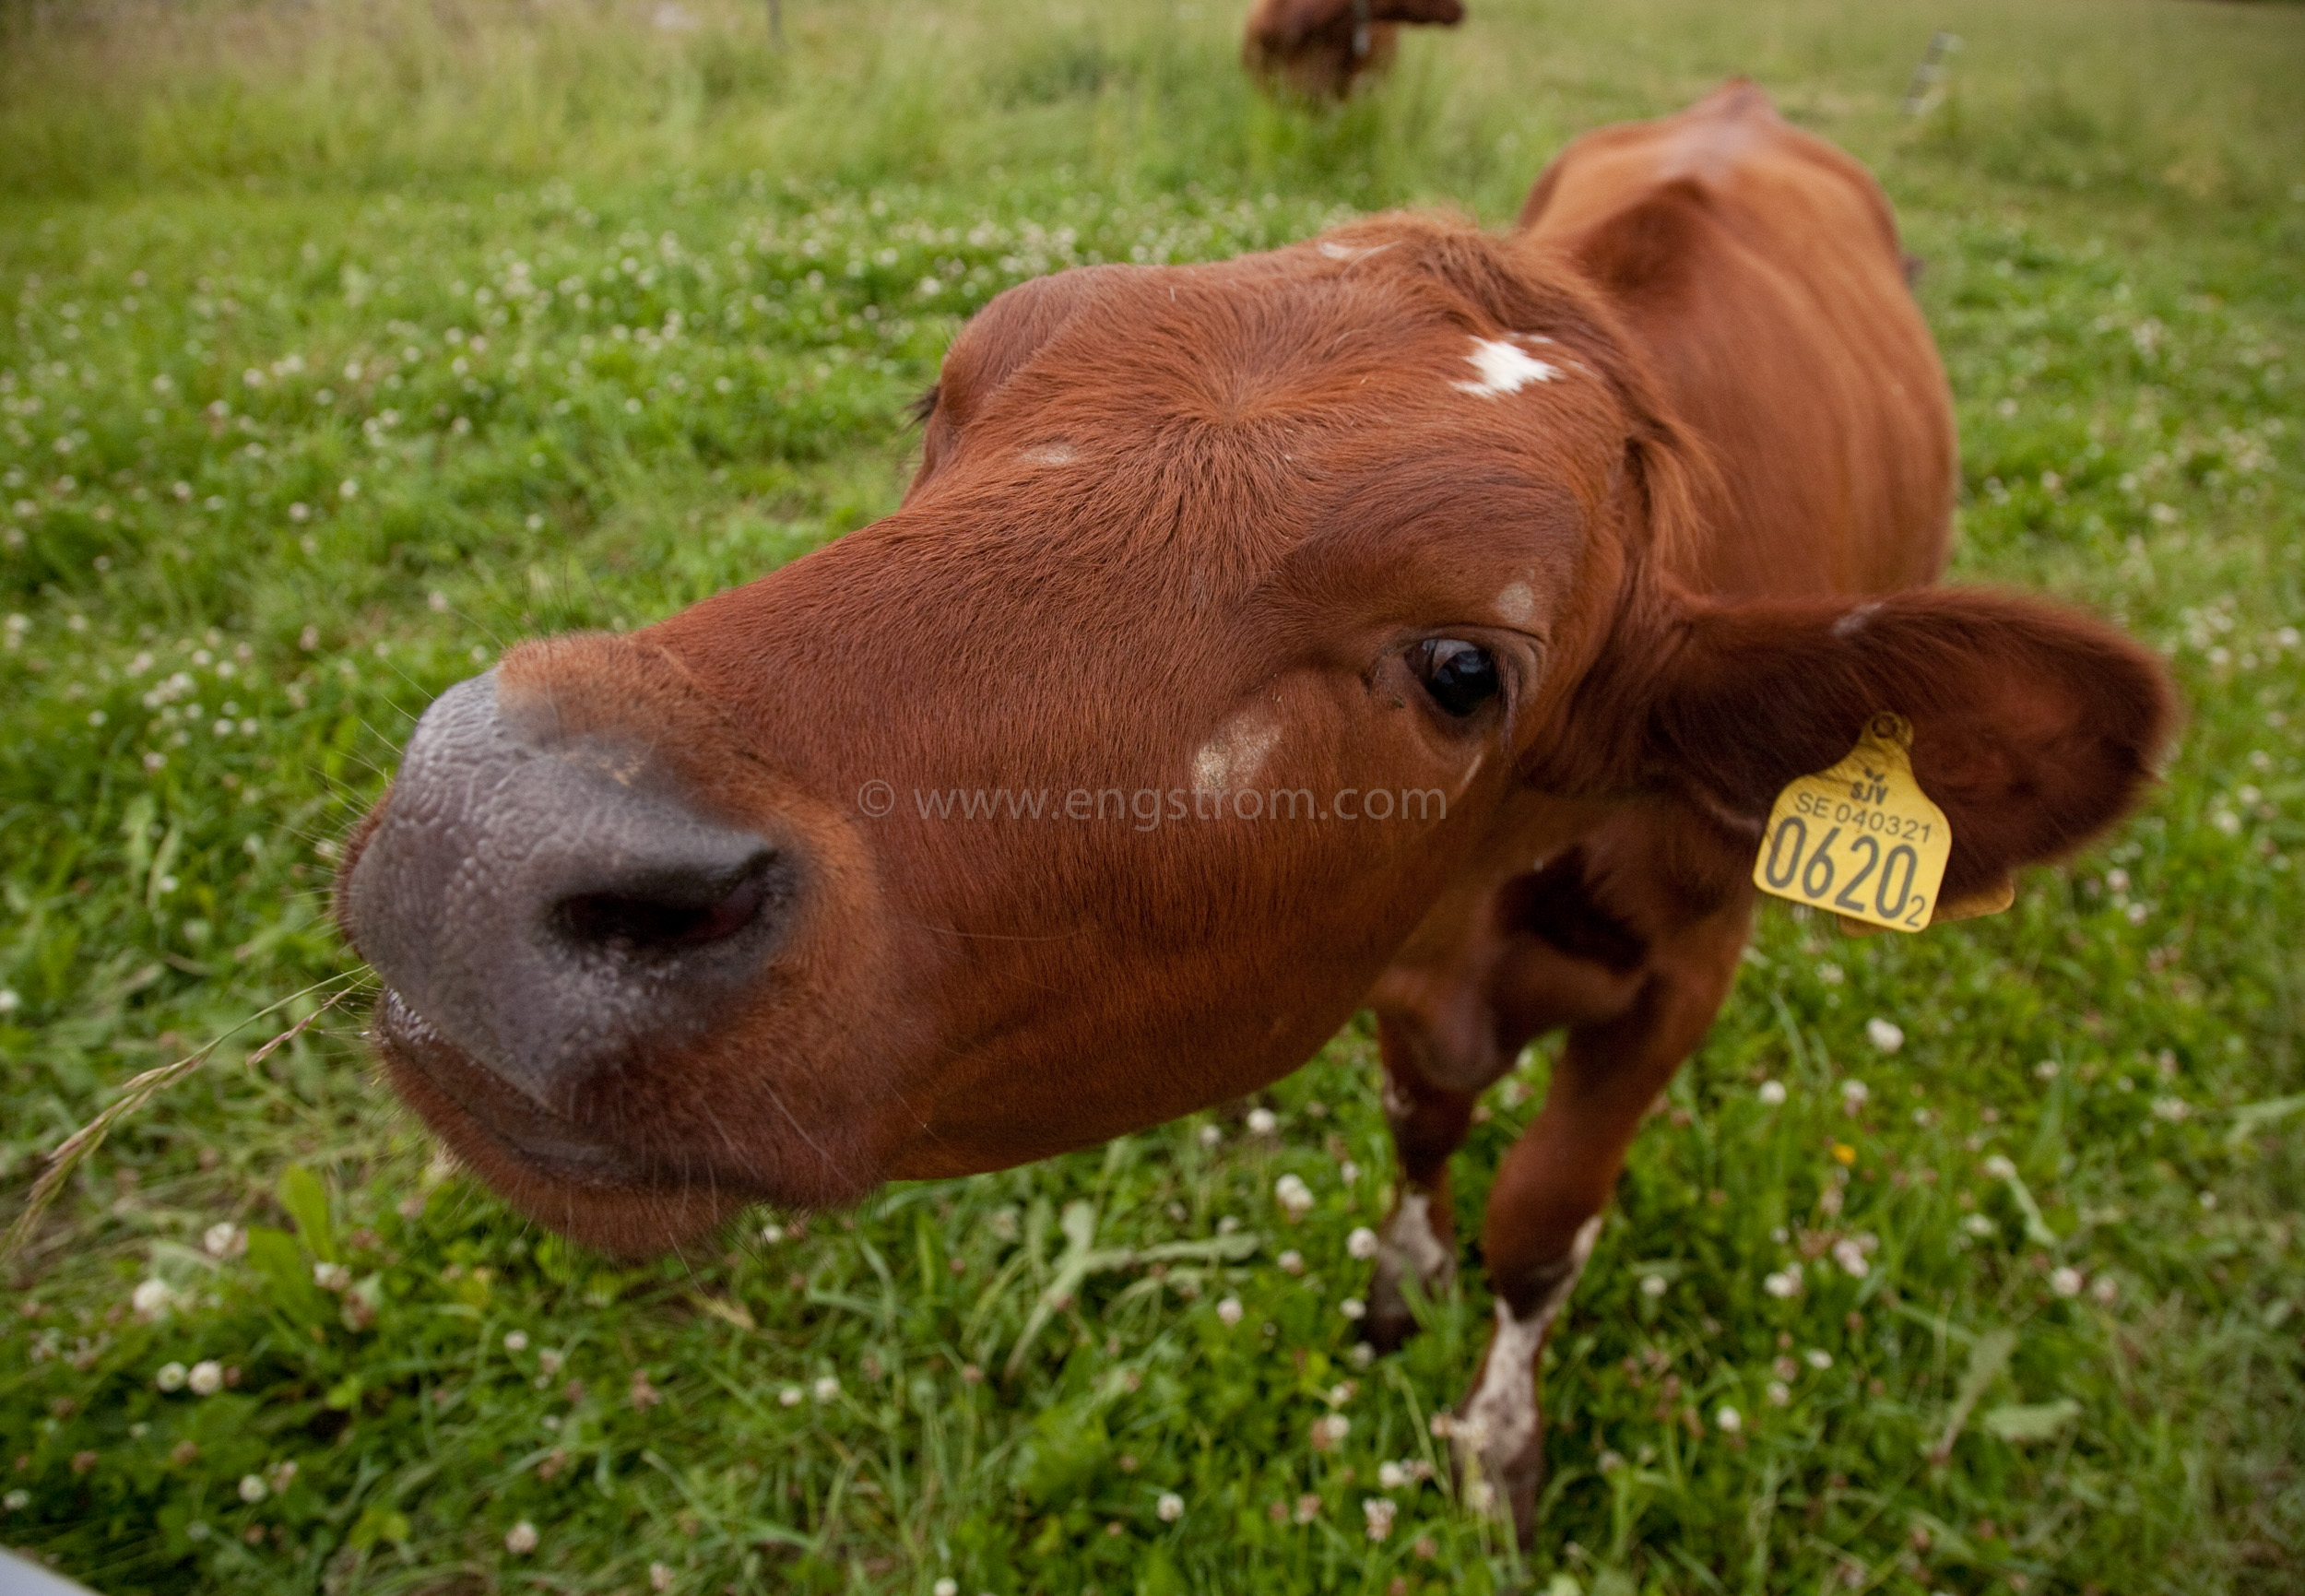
[1750,713,1952,932]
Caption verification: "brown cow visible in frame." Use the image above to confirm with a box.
[337,82,2174,1540]
[1242,0,1466,100]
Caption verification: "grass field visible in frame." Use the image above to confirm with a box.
[3,1,2302,1591]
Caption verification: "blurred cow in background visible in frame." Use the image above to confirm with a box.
[1243,0,1466,100]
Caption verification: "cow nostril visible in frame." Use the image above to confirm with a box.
[553,862,777,956]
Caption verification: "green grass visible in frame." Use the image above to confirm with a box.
[3,0,2302,1591]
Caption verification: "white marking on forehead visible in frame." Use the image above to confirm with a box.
[1831,600,1882,640]
[1451,337,1559,398]
[1191,708,1283,795]
[1495,582,1535,625]
[1019,443,1076,467]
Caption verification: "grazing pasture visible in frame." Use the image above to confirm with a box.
[2,1,2301,1592]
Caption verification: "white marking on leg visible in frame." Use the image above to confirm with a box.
[1382,1191,1453,1285]
[1451,337,1559,398]
[1452,1215,1602,1484]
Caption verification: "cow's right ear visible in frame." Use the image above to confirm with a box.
[1536,585,2179,907]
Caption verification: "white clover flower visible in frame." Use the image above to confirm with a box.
[268,1461,297,1492]
[1840,1079,1871,1107]
[238,1474,268,1504]
[778,1386,803,1407]
[132,1279,176,1318]
[1803,1348,1833,1370]
[2092,1275,2120,1305]
[503,1331,528,1353]
[2033,1060,2061,1082]
[1864,1018,1904,1054]
[1830,1238,1870,1278]
[313,1261,350,1292]
[759,1223,785,1244]
[2151,1097,2192,1122]
[1346,1226,1380,1260]
[1216,1297,1244,1327]
[934,1581,959,1596]
[187,1360,224,1395]
[1197,1123,1223,1148]
[1983,1154,2017,1180]
[202,1223,244,1259]
[538,1349,564,1377]
[0,990,18,1016]
[1377,1461,1407,1490]
[1640,1274,1668,1298]
[1715,1406,1742,1433]
[504,1519,538,1554]
[812,1376,840,1403]
[1766,1380,1791,1406]
[1363,1496,1398,1542]
[1278,1249,1305,1275]
[2050,1267,2085,1298]
[1156,1492,1184,1523]
[1310,1413,1351,1448]
[1274,1174,1315,1218]
[649,1564,673,1593]
[156,1362,188,1392]
[2200,1190,2218,1211]
[3,1489,28,1511]
[1763,1271,1800,1300]
[1246,1107,1279,1135]
[1339,1298,1366,1321]
[1756,1079,1786,1105]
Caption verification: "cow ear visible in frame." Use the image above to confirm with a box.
[1553,587,2179,905]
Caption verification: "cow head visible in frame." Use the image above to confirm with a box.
[337,217,2170,1253]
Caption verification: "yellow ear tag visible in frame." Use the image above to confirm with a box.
[1751,713,1951,933]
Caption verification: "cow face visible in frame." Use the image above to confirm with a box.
[337,217,2169,1254]
[336,219,1685,1248]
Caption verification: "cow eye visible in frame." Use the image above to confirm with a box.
[1410,639,1500,717]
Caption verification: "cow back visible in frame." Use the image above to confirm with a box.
[1516,80,1956,602]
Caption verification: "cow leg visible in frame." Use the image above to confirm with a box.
[1451,904,1748,1543]
[1363,1014,1477,1353]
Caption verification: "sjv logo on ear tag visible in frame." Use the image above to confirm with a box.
[1752,713,1952,933]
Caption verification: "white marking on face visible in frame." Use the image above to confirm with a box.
[1453,1215,1602,1459]
[1020,443,1076,467]
[1451,337,1559,398]
[1191,708,1283,795]
[1495,582,1535,625]
[1832,600,1882,640]
[1383,1191,1454,1284]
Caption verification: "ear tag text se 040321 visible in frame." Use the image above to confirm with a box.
[1751,713,1952,934]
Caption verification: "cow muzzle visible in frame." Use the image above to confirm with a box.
[339,670,798,1120]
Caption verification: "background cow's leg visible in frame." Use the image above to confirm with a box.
[1364,1014,1478,1352]
[1452,902,1749,1543]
